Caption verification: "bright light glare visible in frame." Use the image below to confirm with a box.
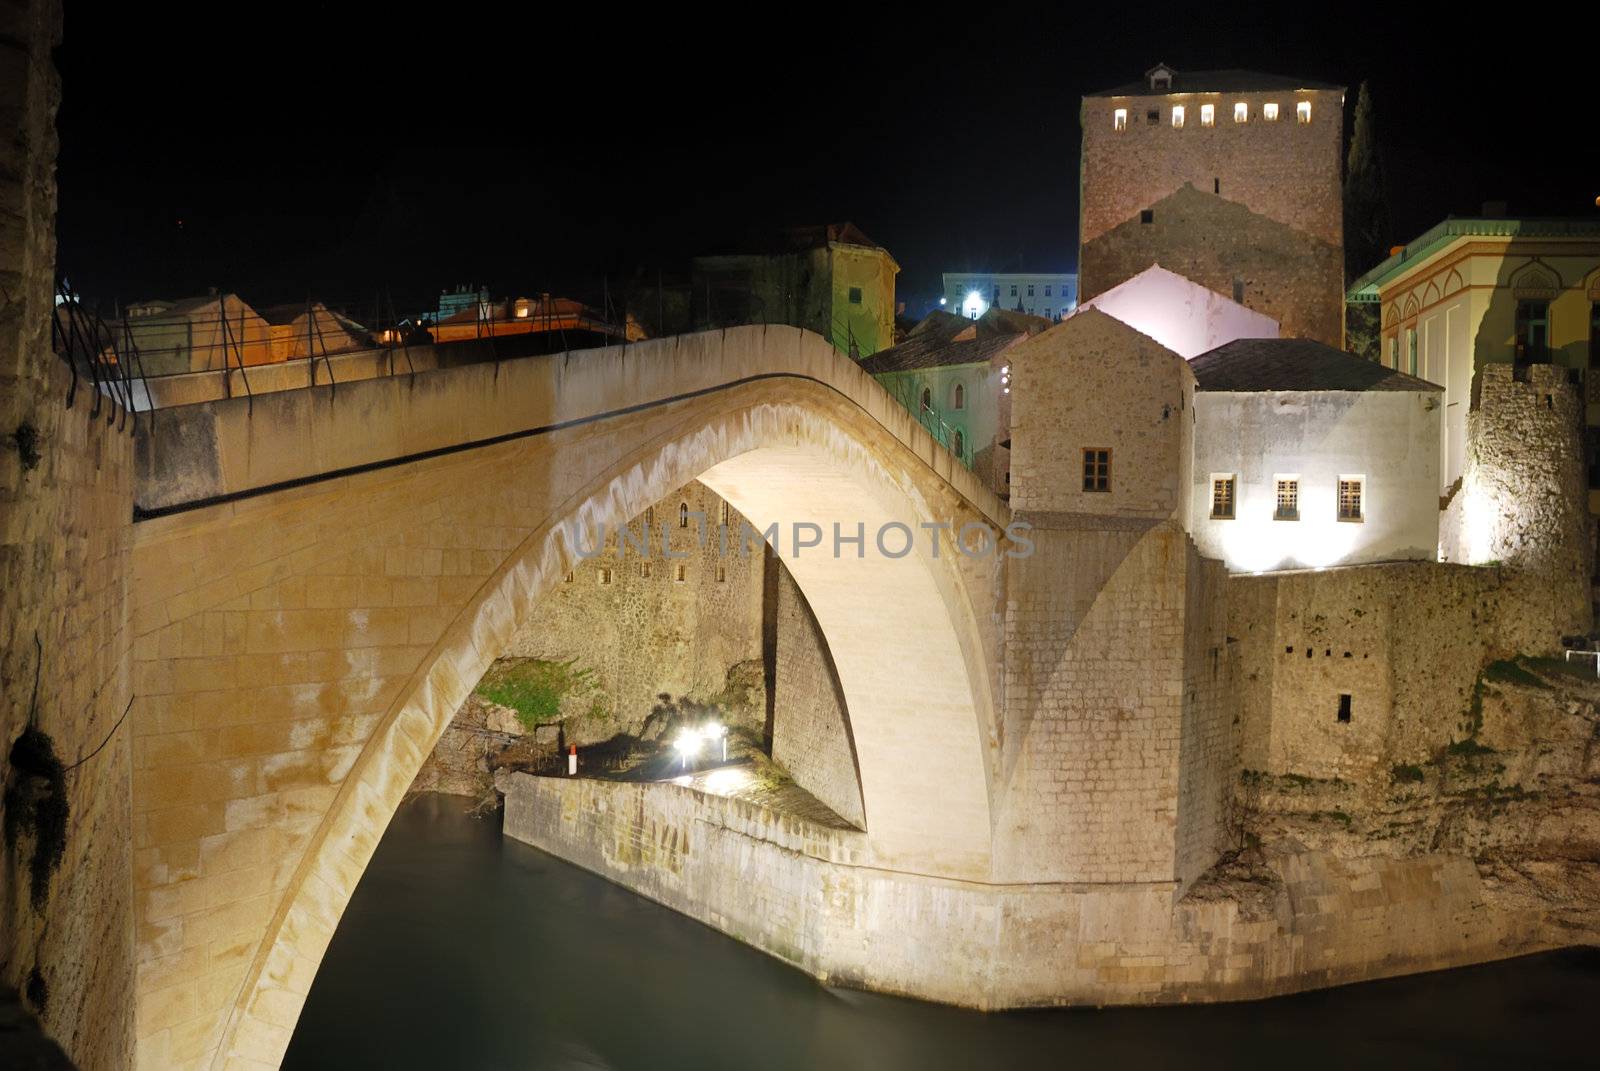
[962,290,987,319]
[673,729,702,759]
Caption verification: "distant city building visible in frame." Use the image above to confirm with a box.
[436,284,489,324]
[1079,64,1346,343]
[626,224,898,358]
[121,293,369,376]
[431,293,638,346]
[1075,264,1278,357]
[1346,215,1600,509]
[941,272,1077,321]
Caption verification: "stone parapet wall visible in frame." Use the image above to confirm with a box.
[1,2,137,1067]
[504,771,1540,1010]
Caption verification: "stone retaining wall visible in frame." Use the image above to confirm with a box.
[503,771,1543,1010]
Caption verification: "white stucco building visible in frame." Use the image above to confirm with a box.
[1188,338,1442,572]
[942,272,1077,321]
[1075,265,1279,358]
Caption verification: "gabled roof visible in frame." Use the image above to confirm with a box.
[1087,67,1343,98]
[859,308,1037,375]
[1191,338,1439,393]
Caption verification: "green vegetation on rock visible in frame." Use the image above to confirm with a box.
[475,658,597,732]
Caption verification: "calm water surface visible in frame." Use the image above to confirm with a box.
[284,794,1598,1070]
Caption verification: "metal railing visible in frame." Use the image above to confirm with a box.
[51,278,151,430]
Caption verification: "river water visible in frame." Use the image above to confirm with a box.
[283,794,1597,1070]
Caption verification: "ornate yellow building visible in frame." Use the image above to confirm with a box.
[1347,217,1600,509]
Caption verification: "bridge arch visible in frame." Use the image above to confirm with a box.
[128,327,1006,1067]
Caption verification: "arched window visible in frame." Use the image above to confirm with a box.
[953,429,965,457]
[952,383,966,411]
[920,386,932,413]
[678,502,689,528]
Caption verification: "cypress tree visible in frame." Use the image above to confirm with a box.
[1343,81,1390,359]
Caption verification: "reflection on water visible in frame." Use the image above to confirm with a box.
[285,794,1597,1070]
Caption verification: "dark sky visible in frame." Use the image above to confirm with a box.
[55,2,1599,318]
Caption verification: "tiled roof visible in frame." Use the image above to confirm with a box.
[859,310,1033,374]
[1088,68,1343,98]
[1191,337,1439,393]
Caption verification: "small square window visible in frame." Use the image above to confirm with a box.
[1171,105,1185,128]
[1297,101,1312,124]
[1274,478,1299,521]
[1210,476,1236,519]
[1200,104,1215,127]
[1338,478,1364,522]
[1264,102,1279,121]
[848,286,863,305]
[1146,109,1159,125]
[1140,209,1154,224]
[1233,102,1248,123]
[1082,448,1111,493]
[1113,108,1128,131]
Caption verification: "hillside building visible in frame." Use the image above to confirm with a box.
[941,271,1077,321]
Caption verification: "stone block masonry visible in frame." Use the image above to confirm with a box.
[1079,82,1345,344]
[2,2,137,1067]
[771,565,864,828]
[504,771,1541,1010]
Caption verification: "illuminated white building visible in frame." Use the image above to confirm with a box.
[1188,338,1442,572]
[942,272,1077,321]
[1074,264,1279,357]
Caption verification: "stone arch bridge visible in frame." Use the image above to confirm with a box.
[123,319,1528,1070]
[129,325,1018,1067]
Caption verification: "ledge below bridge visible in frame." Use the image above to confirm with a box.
[503,771,1545,1008]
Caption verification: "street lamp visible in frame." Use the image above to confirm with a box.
[673,728,702,771]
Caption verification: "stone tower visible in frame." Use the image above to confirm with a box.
[1078,64,1346,345]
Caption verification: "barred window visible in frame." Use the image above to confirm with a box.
[639,561,652,579]
[1083,448,1111,493]
[598,566,613,585]
[1338,478,1364,522]
[1274,478,1299,520]
[1210,476,1236,519]
[718,500,730,525]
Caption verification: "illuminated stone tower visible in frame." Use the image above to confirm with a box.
[1078,64,1346,344]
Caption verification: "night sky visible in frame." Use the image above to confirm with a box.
[55,2,1599,319]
